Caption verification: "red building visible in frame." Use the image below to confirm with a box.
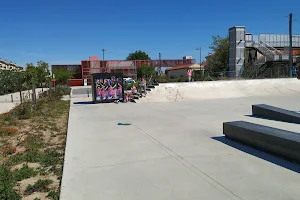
[58,56,195,86]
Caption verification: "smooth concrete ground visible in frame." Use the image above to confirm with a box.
[61,93,300,200]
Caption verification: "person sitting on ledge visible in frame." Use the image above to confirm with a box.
[131,84,137,94]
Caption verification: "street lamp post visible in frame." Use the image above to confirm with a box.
[102,48,106,72]
[102,48,106,62]
[196,47,202,72]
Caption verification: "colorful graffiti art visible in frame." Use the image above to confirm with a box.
[92,73,124,103]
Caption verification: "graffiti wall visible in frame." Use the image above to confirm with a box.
[91,73,124,103]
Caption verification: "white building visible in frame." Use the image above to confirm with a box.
[0,58,23,71]
[166,63,204,78]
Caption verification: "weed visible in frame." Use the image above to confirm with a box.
[0,165,22,200]
[11,151,40,165]
[11,149,63,169]
[13,164,37,181]
[36,166,49,176]
[3,146,17,155]
[24,135,44,152]
[24,179,53,195]
[0,126,17,136]
[39,149,63,167]
[34,198,41,200]
[47,190,60,200]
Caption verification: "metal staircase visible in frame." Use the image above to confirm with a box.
[252,41,282,59]
[250,41,283,78]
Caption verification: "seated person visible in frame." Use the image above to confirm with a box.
[131,85,137,94]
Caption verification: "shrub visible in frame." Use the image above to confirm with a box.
[10,102,33,120]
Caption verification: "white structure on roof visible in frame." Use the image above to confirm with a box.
[183,56,193,60]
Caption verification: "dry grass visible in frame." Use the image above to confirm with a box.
[0,92,70,200]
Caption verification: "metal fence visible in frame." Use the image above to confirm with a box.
[208,66,297,81]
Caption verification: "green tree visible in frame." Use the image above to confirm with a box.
[136,65,156,78]
[207,35,229,72]
[25,63,38,86]
[36,60,50,87]
[52,69,74,84]
[126,50,151,60]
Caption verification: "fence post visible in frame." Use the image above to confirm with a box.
[87,90,89,97]
[11,95,13,103]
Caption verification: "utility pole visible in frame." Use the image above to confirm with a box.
[196,47,202,72]
[289,13,293,77]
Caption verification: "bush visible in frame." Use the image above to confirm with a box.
[12,102,33,120]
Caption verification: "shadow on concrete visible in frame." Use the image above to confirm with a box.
[212,136,300,174]
[73,101,95,105]
[244,114,300,125]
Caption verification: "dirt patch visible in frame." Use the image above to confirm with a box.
[22,192,48,200]
[11,162,41,171]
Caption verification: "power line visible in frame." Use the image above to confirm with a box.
[293,15,300,25]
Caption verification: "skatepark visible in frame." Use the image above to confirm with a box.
[60,78,300,200]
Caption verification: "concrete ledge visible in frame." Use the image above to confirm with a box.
[223,121,300,163]
[252,104,300,124]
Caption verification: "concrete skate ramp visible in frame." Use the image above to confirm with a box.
[140,78,300,103]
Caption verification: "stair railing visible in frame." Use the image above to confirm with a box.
[260,41,283,55]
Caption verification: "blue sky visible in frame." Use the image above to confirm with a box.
[1,0,300,67]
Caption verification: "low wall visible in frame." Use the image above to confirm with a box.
[142,78,300,102]
[0,88,48,114]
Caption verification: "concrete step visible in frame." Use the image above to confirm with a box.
[252,104,300,124]
[223,120,300,163]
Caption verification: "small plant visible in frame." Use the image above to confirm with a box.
[11,102,33,120]
[0,165,22,200]
[11,151,40,165]
[0,126,17,136]
[3,146,17,155]
[13,164,37,181]
[24,179,53,195]
[47,190,60,200]
[0,112,12,122]
[24,135,44,152]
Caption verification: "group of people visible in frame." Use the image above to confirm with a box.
[125,77,148,102]
[95,76,123,101]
